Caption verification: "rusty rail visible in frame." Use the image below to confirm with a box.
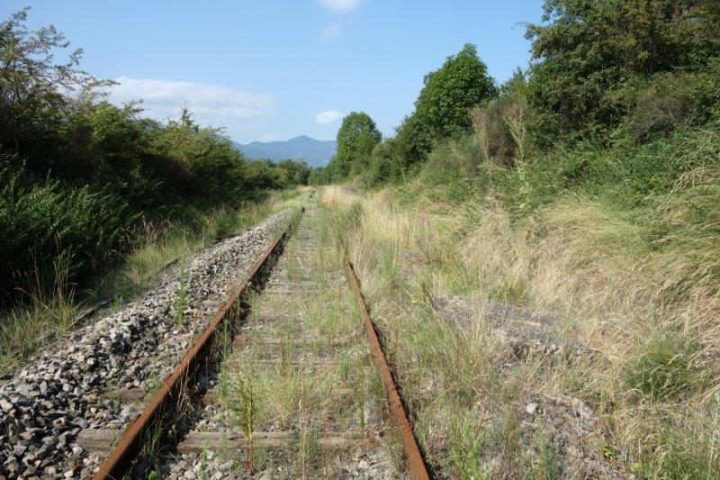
[92,212,300,480]
[344,260,431,480]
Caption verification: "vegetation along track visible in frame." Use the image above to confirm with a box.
[0,208,295,479]
[81,203,428,479]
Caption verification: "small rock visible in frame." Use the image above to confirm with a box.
[526,402,539,415]
[0,398,12,411]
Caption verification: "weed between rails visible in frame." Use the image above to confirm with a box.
[218,203,400,477]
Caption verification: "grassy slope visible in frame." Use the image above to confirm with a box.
[321,123,720,478]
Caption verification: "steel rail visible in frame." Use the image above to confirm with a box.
[344,260,431,480]
[92,211,301,480]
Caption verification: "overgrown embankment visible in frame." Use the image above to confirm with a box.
[0,189,304,375]
[323,169,720,477]
[334,101,720,479]
[0,10,314,373]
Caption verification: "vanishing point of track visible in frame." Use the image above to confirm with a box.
[89,204,430,479]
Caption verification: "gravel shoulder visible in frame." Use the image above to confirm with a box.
[0,208,295,479]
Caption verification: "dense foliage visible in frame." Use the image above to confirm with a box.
[526,0,720,141]
[0,10,307,304]
[310,0,720,192]
[318,112,382,182]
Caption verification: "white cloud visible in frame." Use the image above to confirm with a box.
[321,24,342,38]
[107,77,271,121]
[315,110,344,125]
[318,0,365,13]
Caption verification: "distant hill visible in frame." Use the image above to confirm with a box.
[235,135,336,168]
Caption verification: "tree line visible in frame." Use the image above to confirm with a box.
[313,0,720,188]
[0,9,309,304]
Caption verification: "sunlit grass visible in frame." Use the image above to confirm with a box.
[218,200,398,477]
[321,184,720,478]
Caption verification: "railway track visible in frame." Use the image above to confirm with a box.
[82,205,429,479]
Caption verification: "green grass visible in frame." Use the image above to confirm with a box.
[625,337,707,402]
[174,264,189,327]
[0,292,77,374]
[218,201,400,477]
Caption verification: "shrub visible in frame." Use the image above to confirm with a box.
[420,136,489,202]
[619,65,720,143]
[470,70,531,167]
[0,164,131,303]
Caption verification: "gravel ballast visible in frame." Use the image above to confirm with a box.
[0,209,294,479]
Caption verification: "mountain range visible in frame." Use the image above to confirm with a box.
[235,135,336,168]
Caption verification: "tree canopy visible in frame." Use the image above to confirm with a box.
[526,0,720,137]
[394,44,497,167]
[415,44,497,140]
[331,112,382,178]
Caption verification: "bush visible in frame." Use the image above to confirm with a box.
[526,0,720,139]
[0,164,132,302]
[420,136,488,202]
[618,64,720,143]
[470,70,531,167]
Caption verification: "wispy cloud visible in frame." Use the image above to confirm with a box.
[315,110,344,125]
[318,0,365,14]
[107,77,271,121]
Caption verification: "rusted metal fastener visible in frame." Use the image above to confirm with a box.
[344,260,431,480]
[93,213,300,480]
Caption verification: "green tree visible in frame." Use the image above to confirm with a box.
[333,112,382,178]
[415,44,497,140]
[393,44,496,168]
[0,8,107,164]
[393,113,435,170]
[364,139,399,186]
[150,110,248,202]
[526,0,720,139]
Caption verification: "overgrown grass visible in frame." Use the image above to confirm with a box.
[218,202,400,477]
[321,169,720,478]
[0,255,78,374]
[102,200,280,299]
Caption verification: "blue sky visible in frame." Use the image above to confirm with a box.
[1,0,544,143]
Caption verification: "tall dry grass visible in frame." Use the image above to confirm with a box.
[462,195,720,478]
[322,185,720,478]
